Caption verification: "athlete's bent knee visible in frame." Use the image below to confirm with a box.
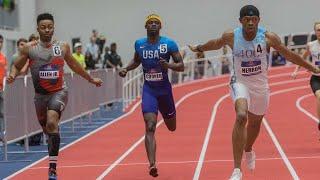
[146,121,156,133]
[46,120,58,133]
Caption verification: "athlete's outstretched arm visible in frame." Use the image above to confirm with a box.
[291,46,311,78]
[125,53,141,71]
[189,30,233,52]
[159,52,184,72]
[63,43,102,87]
[267,32,319,73]
[7,45,29,83]
[119,52,141,77]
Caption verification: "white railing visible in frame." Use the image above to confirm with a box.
[122,68,143,111]
[0,69,122,162]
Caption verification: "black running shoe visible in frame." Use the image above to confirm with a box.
[149,165,158,177]
[48,168,57,180]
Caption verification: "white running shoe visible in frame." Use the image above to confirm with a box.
[229,168,242,180]
[245,150,256,171]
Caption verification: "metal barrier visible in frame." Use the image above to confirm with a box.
[0,69,122,161]
[122,68,143,111]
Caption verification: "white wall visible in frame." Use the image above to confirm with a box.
[0,0,37,56]
[34,0,320,62]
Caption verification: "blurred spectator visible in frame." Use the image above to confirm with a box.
[220,45,230,74]
[85,51,95,69]
[0,34,7,82]
[271,51,286,66]
[86,37,99,66]
[102,46,110,68]
[1,0,15,11]
[72,42,86,69]
[97,35,106,56]
[11,38,28,74]
[195,51,205,79]
[91,29,98,39]
[104,43,122,69]
[104,42,122,109]
[0,34,7,135]
[91,29,106,60]
[28,33,39,42]
[11,38,27,65]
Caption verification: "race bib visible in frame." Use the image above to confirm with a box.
[52,45,62,56]
[39,64,59,80]
[159,44,167,53]
[145,72,163,81]
[241,60,262,76]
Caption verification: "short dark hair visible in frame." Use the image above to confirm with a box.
[37,13,54,24]
[0,34,3,40]
[111,42,116,47]
[17,38,28,46]
[240,5,260,19]
[28,34,39,42]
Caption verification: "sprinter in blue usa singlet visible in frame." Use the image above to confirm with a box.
[118,14,184,177]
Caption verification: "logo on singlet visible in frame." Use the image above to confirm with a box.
[145,69,163,81]
[235,44,263,58]
[241,60,262,76]
[39,64,59,80]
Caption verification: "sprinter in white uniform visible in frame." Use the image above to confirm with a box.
[231,26,270,116]
[189,5,320,180]
[292,22,320,132]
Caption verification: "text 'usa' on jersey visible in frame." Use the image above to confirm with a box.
[135,36,179,87]
[29,42,66,94]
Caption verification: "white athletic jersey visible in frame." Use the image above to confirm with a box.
[308,40,320,76]
[231,27,269,90]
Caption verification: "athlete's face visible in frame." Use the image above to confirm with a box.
[37,20,54,42]
[145,18,161,35]
[315,24,320,40]
[240,16,260,33]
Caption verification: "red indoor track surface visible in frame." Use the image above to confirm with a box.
[7,66,320,180]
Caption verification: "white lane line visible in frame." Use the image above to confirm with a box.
[193,94,229,180]
[28,155,320,170]
[296,93,319,123]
